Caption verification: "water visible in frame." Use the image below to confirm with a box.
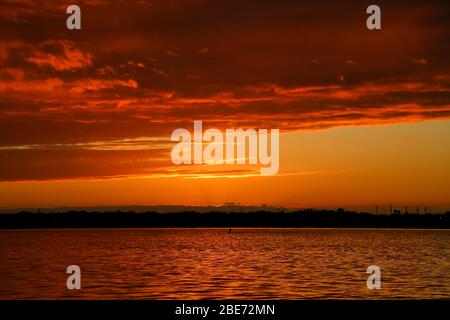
[0,228,449,299]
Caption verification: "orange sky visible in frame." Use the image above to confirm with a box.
[0,0,449,211]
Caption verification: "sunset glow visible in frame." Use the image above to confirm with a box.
[1,0,449,211]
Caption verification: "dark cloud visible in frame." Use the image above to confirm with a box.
[0,0,449,180]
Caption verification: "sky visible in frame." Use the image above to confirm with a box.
[0,0,449,211]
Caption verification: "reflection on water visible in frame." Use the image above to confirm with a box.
[0,228,449,299]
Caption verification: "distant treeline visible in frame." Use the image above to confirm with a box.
[0,210,449,229]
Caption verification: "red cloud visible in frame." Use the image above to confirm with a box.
[1,0,449,182]
[70,79,138,93]
[26,40,93,71]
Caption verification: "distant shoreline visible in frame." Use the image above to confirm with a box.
[0,210,449,229]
